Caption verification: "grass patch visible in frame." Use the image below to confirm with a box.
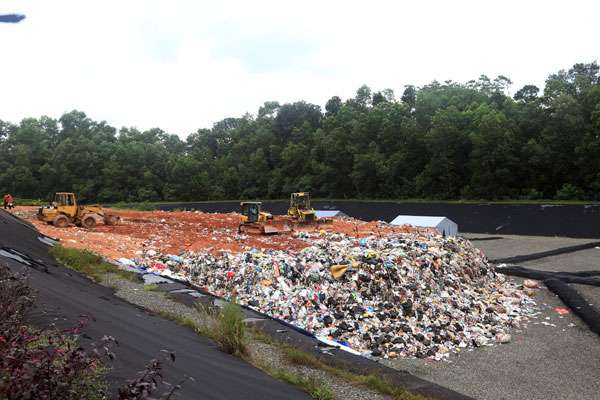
[157,310,199,332]
[278,344,428,400]
[280,346,322,369]
[261,365,334,400]
[50,245,141,284]
[158,302,248,357]
[14,198,45,206]
[110,201,157,211]
[143,283,160,291]
[197,301,248,357]
[249,328,274,344]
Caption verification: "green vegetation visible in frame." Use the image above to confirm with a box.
[1,62,599,202]
[159,301,248,357]
[111,201,157,211]
[0,264,112,400]
[197,301,249,357]
[143,283,160,291]
[13,198,44,206]
[261,366,334,400]
[280,346,323,369]
[75,364,111,400]
[49,246,141,283]
[278,344,428,400]
[156,310,199,331]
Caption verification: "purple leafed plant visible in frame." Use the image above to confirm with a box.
[0,264,188,399]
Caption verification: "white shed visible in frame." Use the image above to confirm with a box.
[315,210,348,218]
[390,215,458,236]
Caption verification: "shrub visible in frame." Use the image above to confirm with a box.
[521,188,544,200]
[0,263,115,400]
[555,183,584,200]
[0,264,184,400]
[0,326,114,400]
[198,301,248,357]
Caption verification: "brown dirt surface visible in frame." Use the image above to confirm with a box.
[12,206,425,261]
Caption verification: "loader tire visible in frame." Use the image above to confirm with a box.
[53,215,70,228]
[81,215,96,229]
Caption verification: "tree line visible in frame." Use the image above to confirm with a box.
[1,62,599,203]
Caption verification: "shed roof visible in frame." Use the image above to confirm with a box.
[315,210,347,218]
[390,215,452,227]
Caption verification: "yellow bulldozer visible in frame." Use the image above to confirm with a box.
[238,201,289,235]
[37,192,119,229]
[287,192,317,223]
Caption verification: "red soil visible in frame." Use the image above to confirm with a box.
[12,206,424,261]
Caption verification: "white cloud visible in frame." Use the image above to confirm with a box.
[1,0,599,136]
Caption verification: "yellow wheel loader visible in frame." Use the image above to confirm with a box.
[238,202,289,235]
[287,192,317,223]
[37,192,119,229]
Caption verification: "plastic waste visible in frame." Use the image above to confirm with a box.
[140,231,536,359]
[118,257,136,267]
[330,264,348,279]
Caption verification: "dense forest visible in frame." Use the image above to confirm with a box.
[1,62,599,203]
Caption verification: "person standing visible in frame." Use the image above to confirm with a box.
[3,194,13,209]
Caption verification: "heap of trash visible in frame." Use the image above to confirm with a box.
[140,231,536,360]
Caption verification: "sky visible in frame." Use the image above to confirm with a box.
[1,0,599,137]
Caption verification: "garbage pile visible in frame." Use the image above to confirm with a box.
[141,232,536,360]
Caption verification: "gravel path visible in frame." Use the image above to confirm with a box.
[102,274,206,326]
[102,274,390,400]
[251,341,390,400]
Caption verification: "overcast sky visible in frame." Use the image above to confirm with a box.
[1,0,599,137]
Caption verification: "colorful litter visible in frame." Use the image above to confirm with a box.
[136,231,536,360]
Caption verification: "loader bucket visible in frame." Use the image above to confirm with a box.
[104,215,120,226]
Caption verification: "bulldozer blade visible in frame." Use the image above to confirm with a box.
[317,218,333,225]
[262,225,280,235]
[239,224,262,235]
[278,224,292,233]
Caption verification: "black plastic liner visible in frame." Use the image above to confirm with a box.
[498,265,600,286]
[491,241,600,264]
[544,279,600,336]
[497,265,600,336]
[153,201,600,238]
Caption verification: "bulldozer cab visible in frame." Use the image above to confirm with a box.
[290,192,310,210]
[240,202,261,223]
[53,192,76,206]
[288,192,316,223]
[53,192,77,216]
